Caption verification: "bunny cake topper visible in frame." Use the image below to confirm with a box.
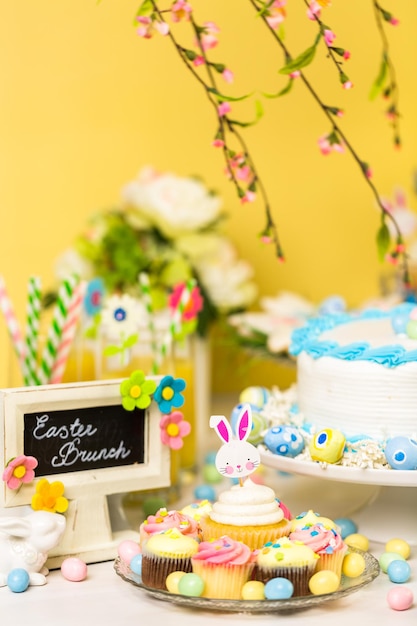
[209,403,260,485]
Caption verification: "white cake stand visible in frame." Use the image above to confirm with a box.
[259,449,417,546]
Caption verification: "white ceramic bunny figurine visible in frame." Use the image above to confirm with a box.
[209,403,260,482]
[0,510,66,587]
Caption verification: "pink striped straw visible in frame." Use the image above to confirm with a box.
[0,275,25,368]
[49,279,87,384]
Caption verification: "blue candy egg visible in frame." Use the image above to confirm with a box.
[239,387,270,408]
[391,311,410,335]
[130,554,143,577]
[7,568,30,593]
[231,403,269,445]
[387,559,411,584]
[384,436,417,470]
[193,484,216,502]
[264,577,294,600]
[318,295,346,315]
[334,517,358,539]
[263,425,305,458]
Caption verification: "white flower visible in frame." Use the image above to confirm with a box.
[54,249,94,282]
[100,294,141,340]
[194,237,257,310]
[121,167,222,238]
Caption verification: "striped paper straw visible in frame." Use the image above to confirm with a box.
[153,278,196,373]
[38,274,79,385]
[0,274,25,368]
[49,279,87,384]
[23,276,42,386]
[138,272,159,374]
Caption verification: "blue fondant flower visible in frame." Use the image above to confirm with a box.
[154,375,186,414]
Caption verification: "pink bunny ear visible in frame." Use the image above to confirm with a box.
[236,404,252,442]
[209,415,233,443]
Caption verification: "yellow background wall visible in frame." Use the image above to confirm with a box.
[1,1,417,392]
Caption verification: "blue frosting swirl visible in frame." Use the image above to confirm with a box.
[289,303,416,368]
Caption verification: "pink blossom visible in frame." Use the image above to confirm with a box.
[3,455,38,490]
[390,17,399,26]
[160,411,191,449]
[137,16,169,38]
[266,1,287,30]
[343,80,353,90]
[241,190,256,204]
[200,21,220,51]
[343,50,351,60]
[289,70,301,79]
[218,101,231,117]
[193,55,205,67]
[212,138,225,148]
[307,1,322,20]
[171,0,192,23]
[236,165,252,182]
[318,135,344,155]
[222,68,234,84]
[324,29,335,46]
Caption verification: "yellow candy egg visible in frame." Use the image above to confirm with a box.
[241,580,265,600]
[342,551,366,578]
[166,571,186,594]
[344,533,369,552]
[385,538,411,560]
[309,429,346,464]
[308,570,340,595]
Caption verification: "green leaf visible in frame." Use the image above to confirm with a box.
[376,222,391,262]
[279,37,319,75]
[134,0,153,20]
[228,100,264,128]
[262,79,293,99]
[104,345,122,357]
[211,62,226,73]
[123,334,139,350]
[369,58,388,101]
[207,87,253,102]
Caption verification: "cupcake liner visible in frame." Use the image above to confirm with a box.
[191,561,255,599]
[142,555,192,590]
[200,518,291,551]
[316,546,348,579]
[252,563,317,597]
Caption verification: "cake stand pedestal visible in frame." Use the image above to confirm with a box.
[260,449,417,546]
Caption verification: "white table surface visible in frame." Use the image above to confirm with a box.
[2,543,416,625]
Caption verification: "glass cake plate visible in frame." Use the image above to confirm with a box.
[113,548,379,614]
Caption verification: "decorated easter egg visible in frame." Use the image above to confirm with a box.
[264,425,305,458]
[309,429,345,464]
[230,403,268,445]
[384,436,417,470]
[239,386,270,408]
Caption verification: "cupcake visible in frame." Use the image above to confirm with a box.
[289,523,347,579]
[139,507,201,545]
[191,536,257,599]
[289,510,337,532]
[200,478,291,550]
[252,537,319,596]
[180,499,212,523]
[141,528,199,590]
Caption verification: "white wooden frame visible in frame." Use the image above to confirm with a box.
[0,379,171,564]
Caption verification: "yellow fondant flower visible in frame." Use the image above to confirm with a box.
[31,478,69,514]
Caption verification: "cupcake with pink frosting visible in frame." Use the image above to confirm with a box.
[139,507,201,546]
[289,522,347,579]
[191,536,257,599]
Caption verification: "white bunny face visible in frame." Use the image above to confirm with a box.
[210,404,260,479]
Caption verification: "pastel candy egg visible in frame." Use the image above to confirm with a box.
[263,425,305,458]
[242,580,265,600]
[387,559,411,584]
[230,403,268,445]
[178,573,205,597]
[410,306,417,320]
[166,571,186,594]
[384,436,417,470]
[342,551,366,577]
[7,568,30,593]
[130,554,143,576]
[334,517,358,539]
[379,551,406,573]
[117,539,141,563]
[264,577,294,600]
[319,295,346,315]
[308,570,340,595]
[309,428,345,463]
[391,310,410,334]
[387,586,414,611]
[193,484,216,501]
[385,538,411,560]
[239,386,270,408]
[345,533,369,552]
[61,557,88,582]
[406,319,417,339]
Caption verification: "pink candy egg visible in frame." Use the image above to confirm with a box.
[118,539,141,563]
[61,557,88,582]
[387,586,414,611]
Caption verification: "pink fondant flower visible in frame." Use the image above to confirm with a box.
[160,411,191,449]
[3,455,38,490]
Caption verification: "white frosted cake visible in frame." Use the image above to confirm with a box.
[289,303,417,441]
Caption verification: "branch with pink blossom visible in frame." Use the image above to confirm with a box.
[134,0,410,287]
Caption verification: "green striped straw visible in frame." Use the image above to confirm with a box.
[154,278,196,374]
[38,274,79,385]
[23,276,42,386]
[138,272,159,374]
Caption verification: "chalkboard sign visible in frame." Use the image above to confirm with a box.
[24,404,145,476]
